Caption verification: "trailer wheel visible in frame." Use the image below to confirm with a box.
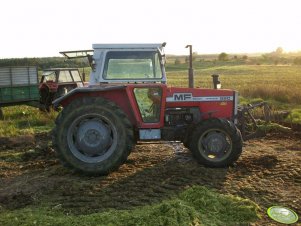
[52,97,134,175]
[189,119,242,167]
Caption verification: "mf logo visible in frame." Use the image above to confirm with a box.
[173,93,192,101]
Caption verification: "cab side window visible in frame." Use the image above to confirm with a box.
[134,87,162,123]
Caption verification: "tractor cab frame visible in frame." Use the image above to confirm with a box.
[60,43,167,85]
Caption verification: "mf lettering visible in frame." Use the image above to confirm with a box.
[173,93,192,101]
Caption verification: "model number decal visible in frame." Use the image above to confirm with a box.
[220,96,232,101]
[166,93,233,102]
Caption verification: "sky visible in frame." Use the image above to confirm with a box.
[0,0,300,58]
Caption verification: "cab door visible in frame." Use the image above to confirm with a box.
[126,84,166,130]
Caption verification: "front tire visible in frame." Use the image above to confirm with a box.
[52,97,133,175]
[189,119,242,167]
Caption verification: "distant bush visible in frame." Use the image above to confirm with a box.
[0,57,89,70]
[293,57,301,65]
[242,55,248,60]
[174,58,181,65]
[218,52,229,61]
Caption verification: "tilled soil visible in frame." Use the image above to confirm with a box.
[0,132,300,225]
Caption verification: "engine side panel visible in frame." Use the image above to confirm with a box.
[166,87,235,121]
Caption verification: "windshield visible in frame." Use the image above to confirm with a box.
[103,51,162,80]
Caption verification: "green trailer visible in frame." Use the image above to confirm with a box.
[0,66,40,119]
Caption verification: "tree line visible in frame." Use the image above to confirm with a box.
[174,50,301,65]
[0,57,89,70]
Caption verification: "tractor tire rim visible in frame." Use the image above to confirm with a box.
[67,113,118,163]
[198,129,232,162]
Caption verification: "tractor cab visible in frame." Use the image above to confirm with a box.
[60,43,167,85]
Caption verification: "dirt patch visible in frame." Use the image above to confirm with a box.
[0,132,49,150]
[0,132,300,225]
[0,135,34,149]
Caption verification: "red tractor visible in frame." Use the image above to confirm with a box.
[53,43,242,175]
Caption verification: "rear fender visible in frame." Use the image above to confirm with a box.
[53,86,136,125]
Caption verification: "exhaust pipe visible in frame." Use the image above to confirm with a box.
[186,45,194,88]
[212,74,221,89]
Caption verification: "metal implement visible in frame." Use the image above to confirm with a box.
[237,102,271,140]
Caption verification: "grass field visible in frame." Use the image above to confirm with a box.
[167,62,301,104]
[0,106,56,136]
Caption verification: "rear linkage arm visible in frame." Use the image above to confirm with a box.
[236,102,271,140]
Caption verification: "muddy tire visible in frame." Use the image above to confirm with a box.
[189,118,242,167]
[52,97,134,175]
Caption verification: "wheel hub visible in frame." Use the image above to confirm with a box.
[77,120,111,155]
[203,132,227,154]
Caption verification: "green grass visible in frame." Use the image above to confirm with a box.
[0,186,260,226]
[286,108,301,124]
[0,105,56,136]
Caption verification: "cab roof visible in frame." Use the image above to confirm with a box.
[92,43,166,50]
[60,43,166,60]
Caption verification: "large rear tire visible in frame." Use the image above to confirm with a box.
[52,97,134,175]
[189,119,242,167]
